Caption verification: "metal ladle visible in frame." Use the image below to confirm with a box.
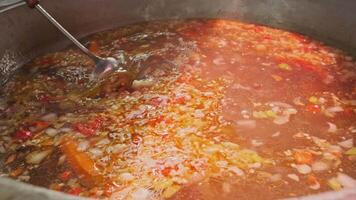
[24,0,127,81]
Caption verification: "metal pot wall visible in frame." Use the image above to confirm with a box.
[0,0,356,199]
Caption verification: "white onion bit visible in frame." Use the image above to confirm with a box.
[235,120,256,129]
[120,172,135,182]
[77,140,89,152]
[131,187,152,200]
[45,128,58,137]
[25,149,52,164]
[295,164,312,174]
[312,161,329,172]
[327,122,337,133]
[326,106,344,113]
[338,139,353,149]
[41,113,58,122]
[228,166,245,176]
[337,173,356,188]
[287,174,300,182]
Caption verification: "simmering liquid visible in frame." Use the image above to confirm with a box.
[0,20,355,199]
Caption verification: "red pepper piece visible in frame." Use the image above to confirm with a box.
[59,171,72,182]
[73,118,103,137]
[32,121,50,131]
[68,187,82,196]
[148,116,164,126]
[161,167,172,176]
[150,98,161,106]
[13,129,33,140]
[306,104,321,114]
[174,96,186,105]
[38,94,51,104]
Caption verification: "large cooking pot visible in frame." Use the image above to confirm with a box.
[0,0,356,199]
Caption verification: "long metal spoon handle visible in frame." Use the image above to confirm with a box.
[25,0,100,62]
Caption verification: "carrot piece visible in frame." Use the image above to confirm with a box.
[88,41,100,54]
[60,138,103,187]
[5,154,16,165]
[307,174,318,185]
[9,167,24,177]
[294,150,314,164]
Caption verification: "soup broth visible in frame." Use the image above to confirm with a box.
[0,19,355,199]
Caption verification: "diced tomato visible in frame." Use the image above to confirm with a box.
[251,26,264,33]
[72,118,103,137]
[73,123,95,137]
[294,150,314,164]
[68,187,82,196]
[13,129,33,140]
[161,167,172,176]
[305,104,321,114]
[150,98,161,106]
[174,96,186,105]
[343,107,354,116]
[176,75,191,83]
[38,94,51,104]
[88,40,100,54]
[59,171,72,182]
[307,174,319,185]
[148,116,165,126]
[32,121,50,131]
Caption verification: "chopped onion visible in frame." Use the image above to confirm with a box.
[235,119,256,129]
[270,174,282,182]
[228,166,244,176]
[326,106,344,113]
[343,100,356,106]
[327,122,337,133]
[268,101,293,108]
[273,115,289,125]
[131,187,152,200]
[58,155,66,165]
[120,172,135,181]
[41,113,58,122]
[273,108,297,125]
[287,174,299,182]
[338,139,353,149]
[222,182,231,193]
[25,149,52,164]
[0,145,5,153]
[309,181,321,190]
[60,127,72,133]
[213,57,225,65]
[77,140,89,152]
[251,139,263,147]
[327,145,342,154]
[89,148,103,157]
[295,164,312,174]
[337,173,356,188]
[95,138,110,147]
[312,161,329,172]
[272,132,280,137]
[194,109,205,118]
[248,162,261,169]
[45,128,58,137]
[106,143,126,154]
[132,79,155,89]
